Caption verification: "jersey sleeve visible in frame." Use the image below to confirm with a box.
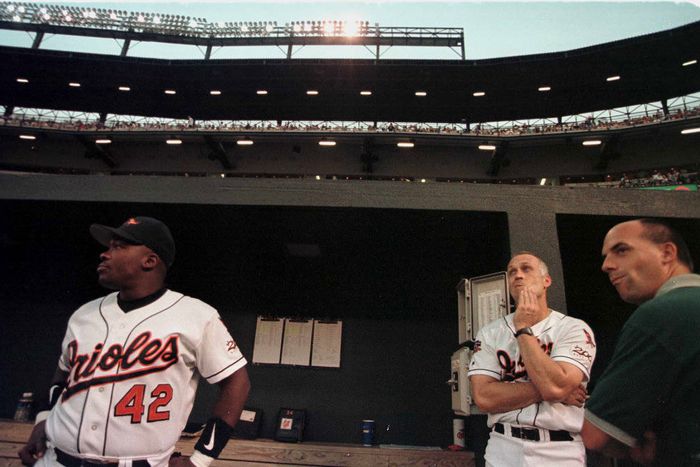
[196,313,247,384]
[550,318,596,381]
[468,326,502,380]
[57,321,76,372]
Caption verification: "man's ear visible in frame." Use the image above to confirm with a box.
[543,274,552,289]
[142,252,160,270]
[660,242,678,265]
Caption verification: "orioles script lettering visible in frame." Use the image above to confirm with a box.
[62,331,179,399]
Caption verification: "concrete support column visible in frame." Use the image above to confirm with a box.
[507,210,566,313]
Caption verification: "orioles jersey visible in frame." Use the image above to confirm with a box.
[468,310,596,433]
[44,290,247,466]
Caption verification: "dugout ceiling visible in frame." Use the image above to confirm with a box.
[0,20,699,123]
[0,199,510,318]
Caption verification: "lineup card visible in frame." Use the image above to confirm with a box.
[252,316,343,367]
[280,318,313,366]
[311,320,342,368]
[252,317,284,364]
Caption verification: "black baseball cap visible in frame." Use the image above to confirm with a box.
[89,216,176,267]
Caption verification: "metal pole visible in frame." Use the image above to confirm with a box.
[31,31,44,49]
[120,38,131,57]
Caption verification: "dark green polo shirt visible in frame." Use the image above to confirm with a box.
[586,274,700,466]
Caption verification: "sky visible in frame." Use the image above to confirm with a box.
[1,1,700,59]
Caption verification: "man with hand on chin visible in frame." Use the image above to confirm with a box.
[468,252,597,466]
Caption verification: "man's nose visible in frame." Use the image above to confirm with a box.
[601,256,614,272]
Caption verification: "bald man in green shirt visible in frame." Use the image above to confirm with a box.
[582,218,700,466]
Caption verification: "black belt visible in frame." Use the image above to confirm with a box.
[55,448,150,467]
[493,422,573,442]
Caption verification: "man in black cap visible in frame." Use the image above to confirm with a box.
[19,216,251,467]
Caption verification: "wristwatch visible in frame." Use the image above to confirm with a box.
[514,327,534,338]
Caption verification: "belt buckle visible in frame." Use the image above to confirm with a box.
[517,426,540,442]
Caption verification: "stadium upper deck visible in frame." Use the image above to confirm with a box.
[0,2,698,124]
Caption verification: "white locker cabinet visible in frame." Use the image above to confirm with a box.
[452,272,510,415]
[449,347,472,415]
[456,273,510,344]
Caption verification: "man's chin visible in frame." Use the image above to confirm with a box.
[617,290,645,305]
[97,277,119,290]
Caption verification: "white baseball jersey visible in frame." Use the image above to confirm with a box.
[468,310,596,433]
[44,290,247,466]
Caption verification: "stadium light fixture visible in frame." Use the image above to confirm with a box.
[360,90,372,96]
[118,86,131,91]
[306,90,319,96]
[19,135,36,140]
[166,139,182,145]
[478,144,496,151]
[582,140,602,146]
[473,91,485,97]
[319,140,336,146]
[3,5,453,57]
[210,90,222,95]
[164,90,176,95]
[682,59,697,67]
[397,141,415,148]
[68,82,81,87]
[415,91,427,97]
[538,86,551,92]
[256,90,268,95]
[16,78,29,83]
[681,127,700,135]
[606,75,621,82]
[237,138,254,145]
[95,139,112,144]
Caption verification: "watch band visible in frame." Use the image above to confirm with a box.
[514,327,534,338]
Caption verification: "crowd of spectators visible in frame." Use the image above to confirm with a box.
[562,165,698,189]
[3,103,698,190]
[617,167,697,188]
[2,102,699,137]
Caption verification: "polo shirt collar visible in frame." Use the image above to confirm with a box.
[655,273,700,298]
